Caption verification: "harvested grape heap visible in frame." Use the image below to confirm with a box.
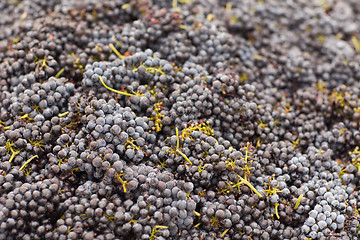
[2,0,360,239]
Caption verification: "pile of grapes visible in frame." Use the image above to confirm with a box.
[1,0,360,239]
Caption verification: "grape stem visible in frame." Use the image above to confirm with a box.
[19,155,38,171]
[98,76,133,96]
[238,175,263,198]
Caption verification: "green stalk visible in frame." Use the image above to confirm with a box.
[221,228,230,237]
[275,203,280,219]
[294,194,303,210]
[19,155,38,171]
[9,149,20,163]
[99,76,133,96]
[55,68,64,78]
[58,111,69,117]
[109,43,125,59]
[239,175,262,198]
[176,127,180,149]
[176,149,192,165]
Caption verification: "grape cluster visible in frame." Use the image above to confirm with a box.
[0,176,69,240]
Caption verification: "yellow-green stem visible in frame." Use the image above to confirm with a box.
[55,68,64,78]
[9,149,20,163]
[98,76,133,96]
[294,194,303,210]
[111,35,122,48]
[239,175,262,198]
[19,155,38,171]
[176,149,192,165]
[176,127,180,149]
[109,43,125,59]
[275,203,280,219]
[58,111,69,117]
[221,228,230,237]
[121,3,131,9]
